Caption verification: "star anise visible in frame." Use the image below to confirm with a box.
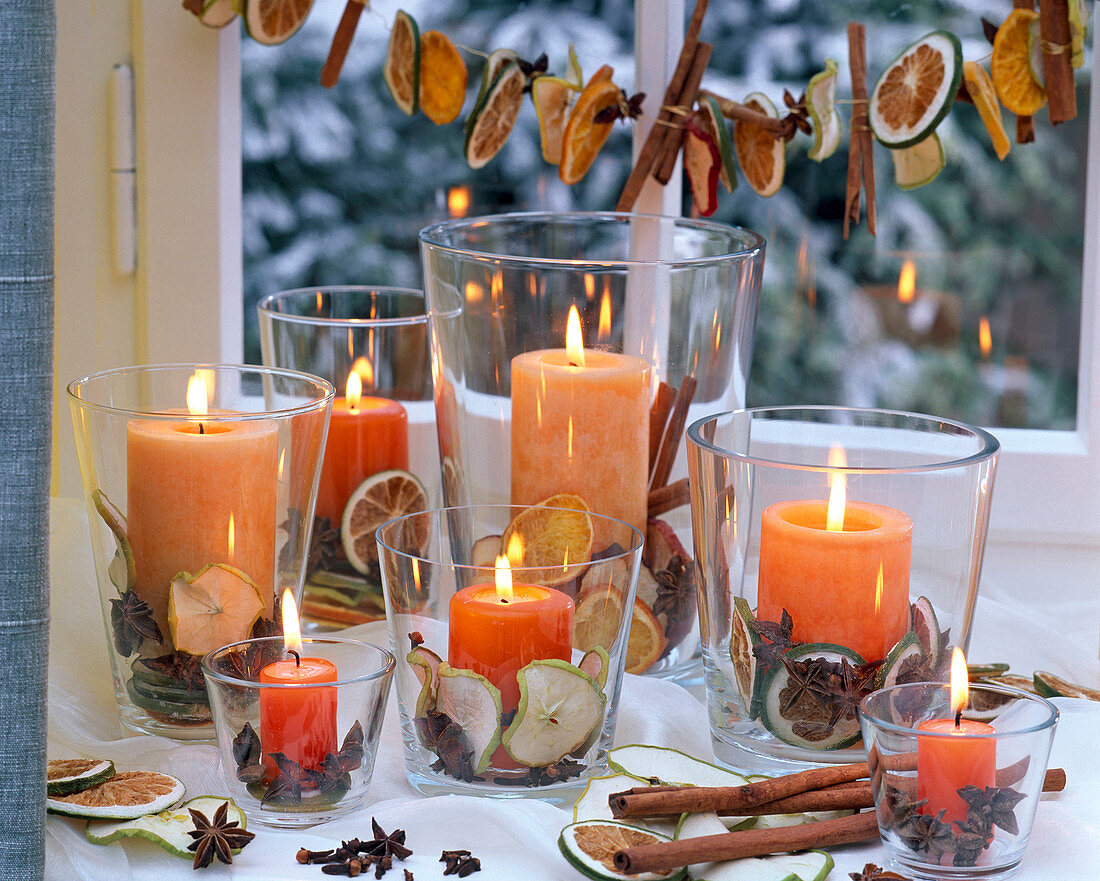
[958,784,1026,835]
[779,89,812,142]
[141,650,206,692]
[849,864,910,881]
[110,589,163,657]
[882,783,927,826]
[313,752,353,800]
[897,810,953,857]
[262,751,317,804]
[516,52,549,83]
[232,721,261,771]
[335,719,366,773]
[495,757,586,787]
[652,555,696,624]
[415,709,479,782]
[821,657,881,731]
[750,609,795,668]
[306,515,342,576]
[186,800,256,869]
[594,91,646,124]
[778,655,830,717]
[362,817,413,861]
[251,614,281,640]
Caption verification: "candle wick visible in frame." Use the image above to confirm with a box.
[954,706,962,728]
[568,361,578,368]
[198,422,205,435]
[288,649,300,667]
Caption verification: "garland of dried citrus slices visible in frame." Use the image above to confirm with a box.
[185,0,1089,236]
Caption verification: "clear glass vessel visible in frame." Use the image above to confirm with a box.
[67,364,333,738]
[420,211,765,681]
[376,503,643,803]
[687,406,1000,769]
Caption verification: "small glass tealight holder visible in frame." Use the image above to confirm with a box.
[860,682,1059,881]
[201,635,395,828]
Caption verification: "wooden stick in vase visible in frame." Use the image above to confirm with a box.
[1039,0,1077,123]
[321,0,365,88]
[649,376,698,491]
[1014,0,1038,142]
[653,42,713,185]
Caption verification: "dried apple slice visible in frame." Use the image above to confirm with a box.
[699,95,737,192]
[407,644,443,716]
[683,112,721,217]
[167,563,264,656]
[94,489,135,592]
[503,659,605,767]
[532,76,576,164]
[579,646,609,691]
[435,663,502,775]
[86,796,249,860]
[806,59,841,161]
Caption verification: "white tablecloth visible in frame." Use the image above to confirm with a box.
[45,499,1100,880]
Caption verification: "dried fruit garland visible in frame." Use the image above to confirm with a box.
[185,0,1088,235]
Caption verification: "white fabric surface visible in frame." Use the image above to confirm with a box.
[46,499,1100,880]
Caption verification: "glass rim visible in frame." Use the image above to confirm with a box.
[256,286,428,329]
[860,682,1060,738]
[66,362,336,420]
[687,405,1001,474]
[418,210,766,269]
[376,503,645,570]
[200,636,396,689]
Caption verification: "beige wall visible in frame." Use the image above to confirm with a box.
[54,2,242,498]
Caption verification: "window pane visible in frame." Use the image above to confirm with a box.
[241,1,633,362]
[702,1,1088,430]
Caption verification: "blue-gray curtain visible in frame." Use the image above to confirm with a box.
[0,1,55,879]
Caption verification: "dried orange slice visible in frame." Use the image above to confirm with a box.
[963,61,1010,160]
[243,0,314,46]
[573,587,623,652]
[869,30,962,148]
[418,30,467,125]
[559,66,621,185]
[992,9,1047,116]
[733,92,785,196]
[47,770,185,820]
[502,493,594,586]
[625,599,667,674]
[342,469,429,573]
[383,10,420,116]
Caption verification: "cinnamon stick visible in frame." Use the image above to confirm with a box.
[1014,0,1038,142]
[649,477,690,517]
[614,811,879,875]
[697,90,785,132]
[648,382,675,474]
[844,22,875,239]
[616,0,710,211]
[320,0,365,89]
[1039,0,1077,124]
[654,42,713,185]
[649,375,697,491]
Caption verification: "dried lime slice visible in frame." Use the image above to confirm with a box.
[383,10,420,116]
[1034,670,1100,701]
[565,43,584,90]
[806,59,841,161]
[473,48,519,108]
[608,744,750,788]
[198,0,238,28]
[47,758,116,797]
[503,659,605,767]
[869,30,962,148]
[699,96,737,192]
[48,770,185,820]
[436,664,502,775]
[758,643,866,750]
[558,820,685,881]
[909,595,945,668]
[1027,18,1046,88]
[86,796,247,860]
[729,596,760,718]
[876,631,925,689]
[464,61,526,169]
[1070,0,1089,68]
[889,132,945,190]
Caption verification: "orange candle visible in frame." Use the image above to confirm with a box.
[127,374,279,635]
[260,591,338,771]
[757,452,911,661]
[917,650,997,825]
[511,306,650,545]
[448,556,574,714]
[314,368,408,527]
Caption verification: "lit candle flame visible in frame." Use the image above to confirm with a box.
[465,280,484,304]
[345,370,363,411]
[447,185,470,218]
[506,532,524,567]
[281,588,303,654]
[598,288,612,342]
[584,274,596,301]
[565,305,586,367]
[826,446,847,532]
[897,260,917,304]
[979,317,992,360]
[187,373,209,416]
[950,647,969,724]
[874,563,883,615]
[494,553,514,601]
[353,355,374,389]
[227,514,235,559]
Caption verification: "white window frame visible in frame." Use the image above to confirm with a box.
[59,1,1099,541]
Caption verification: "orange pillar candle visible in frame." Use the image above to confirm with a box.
[448,556,574,714]
[127,375,279,634]
[314,368,408,527]
[511,306,651,544]
[917,649,997,825]
[260,591,338,771]
[757,461,912,662]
